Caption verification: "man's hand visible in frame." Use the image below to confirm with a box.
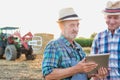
[75,58,98,73]
[93,67,109,79]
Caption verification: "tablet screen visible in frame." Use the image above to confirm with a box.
[86,53,110,74]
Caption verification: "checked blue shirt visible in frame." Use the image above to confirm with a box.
[91,27,120,80]
[42,35,86,80]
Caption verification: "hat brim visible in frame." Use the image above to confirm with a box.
[102,10,120,15]
[57,17,81,23]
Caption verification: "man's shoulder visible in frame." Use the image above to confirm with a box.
[98,29,107,34]
[46,39,60,47]
[46,39,57,44]
[95,30,107,38]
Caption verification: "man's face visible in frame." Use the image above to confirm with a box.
[62,20,79,40]
[105,15,120,31]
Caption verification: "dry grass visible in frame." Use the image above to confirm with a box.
[83,47,91,55]
[0,54,44,80]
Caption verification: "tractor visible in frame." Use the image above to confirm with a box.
[0,27,38,60]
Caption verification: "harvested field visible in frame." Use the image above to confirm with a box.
[0,54,44,80]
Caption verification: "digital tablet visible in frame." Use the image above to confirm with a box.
[86,53,110,74]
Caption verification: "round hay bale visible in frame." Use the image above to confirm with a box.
[33,33,54,54]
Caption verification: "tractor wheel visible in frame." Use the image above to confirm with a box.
[5,45,17,60]
[0,47,4,59]
[17,52,21,59]
[25,46,35,60]
[26,54,35,60]
[16,48,21,59]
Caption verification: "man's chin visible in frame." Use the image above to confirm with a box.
[70,36,76,40]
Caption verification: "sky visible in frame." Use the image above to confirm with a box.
[0,0,118,39]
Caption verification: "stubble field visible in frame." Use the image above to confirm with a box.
[0,54,44,80]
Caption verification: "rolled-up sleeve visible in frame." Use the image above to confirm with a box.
[42,41,59,77]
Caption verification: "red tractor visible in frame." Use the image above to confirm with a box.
[0,27,36,60]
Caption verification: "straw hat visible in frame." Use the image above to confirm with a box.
[57,7,80,22]
[102,1,120,15]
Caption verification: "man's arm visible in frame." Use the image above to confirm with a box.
[45,59,98,80]
[45,66,78,80]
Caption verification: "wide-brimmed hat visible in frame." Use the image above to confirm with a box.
[57,7,80,22]
[102,1,120,15]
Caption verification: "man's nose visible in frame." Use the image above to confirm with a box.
[73,26,79,31]
[109,18,116,24]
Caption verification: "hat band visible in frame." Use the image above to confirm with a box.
[59,14,78,20]
[104,8,120,13]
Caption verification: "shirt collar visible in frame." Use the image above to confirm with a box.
[59,35,71,47]
[59,35,80,49]
[106,26,120,35]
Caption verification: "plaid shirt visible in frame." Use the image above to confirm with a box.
[42,35,86,80]
[91,27,120,80]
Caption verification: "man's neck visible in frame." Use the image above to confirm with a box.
[111,30,115,34]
